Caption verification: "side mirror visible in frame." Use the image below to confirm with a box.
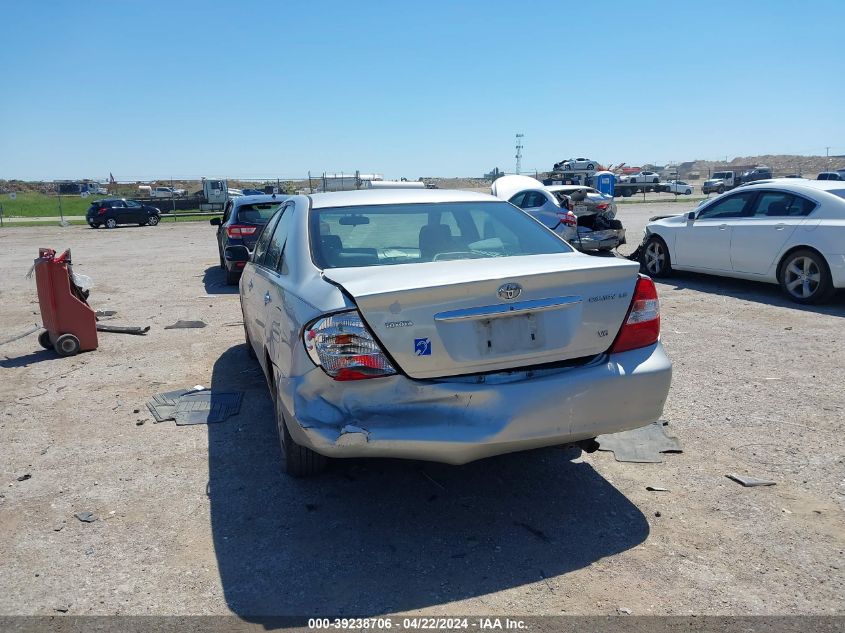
[687,211,696,221]
[224,245,251,263]
[209,217,221,226]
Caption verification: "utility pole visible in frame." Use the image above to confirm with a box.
[515,133,524,175]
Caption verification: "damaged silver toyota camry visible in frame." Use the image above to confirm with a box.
[235,189,672,476]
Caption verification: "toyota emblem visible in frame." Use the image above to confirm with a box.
[497,282,523,301]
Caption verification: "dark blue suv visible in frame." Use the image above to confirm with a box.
[210,194,288,284]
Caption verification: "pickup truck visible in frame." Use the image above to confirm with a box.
[150,186,186,198]
[701,171,739,195]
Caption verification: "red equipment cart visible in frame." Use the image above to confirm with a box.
[34,248,98,356]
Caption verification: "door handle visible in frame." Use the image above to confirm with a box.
[248,280,254,291]
[775,224,786,230]
[719,224,728,230]
[264,291,271,305]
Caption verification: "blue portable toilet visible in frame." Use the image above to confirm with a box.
[593,171,615,197]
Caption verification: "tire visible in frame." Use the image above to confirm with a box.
[54,333,81,357]
[105,218,117,229]
[587,163,595,170]
[778,249,835,304]
[641,236,672,278]
[622,189,633,198]
[225,268,240,285]
[716,185,725,194]
[273,368,327,477]
[685,189,692,195]
[147,215,160,226]
[38,331,53,349]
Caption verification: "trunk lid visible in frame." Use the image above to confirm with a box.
[323,253,640,379]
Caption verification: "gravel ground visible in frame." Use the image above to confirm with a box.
[0,205,843,617]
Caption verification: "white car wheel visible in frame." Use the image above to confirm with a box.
[778,250,834,304]
[641,236,672,277]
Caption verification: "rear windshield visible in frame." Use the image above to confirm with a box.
[310,201,572,269]
[235,203,282,223]
[828,189,845,200]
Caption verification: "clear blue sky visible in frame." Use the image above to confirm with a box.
[1,0,843,181]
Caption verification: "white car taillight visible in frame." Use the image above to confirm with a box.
[609,275,661,354]
[303,311,396,381]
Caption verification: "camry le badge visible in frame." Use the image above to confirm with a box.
[497,283,523,301]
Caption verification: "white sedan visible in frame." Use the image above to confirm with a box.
[664,180,694,195]
[640,179,845,303]
[627,171,661,184]
[560,157,599,171]
[234,189,671,476]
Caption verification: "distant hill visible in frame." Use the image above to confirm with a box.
[673,155,844,179]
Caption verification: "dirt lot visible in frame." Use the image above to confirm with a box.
[0,205,843,617]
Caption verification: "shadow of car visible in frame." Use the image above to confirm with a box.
[206,344,650,616]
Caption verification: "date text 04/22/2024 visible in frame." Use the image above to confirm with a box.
[307,617,527,630]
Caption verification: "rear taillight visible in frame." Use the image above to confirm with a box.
[556,210,578,227]
[596,202,610,211]
[304,311,396,381]
[226,225,258,238]
[97,207,107,215]
[609,275,661,354]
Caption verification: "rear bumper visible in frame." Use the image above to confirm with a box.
[574,229,626,251]
[284,342,672,465]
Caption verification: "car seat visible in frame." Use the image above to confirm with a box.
[419,224,453,260]
[766,201,788,216]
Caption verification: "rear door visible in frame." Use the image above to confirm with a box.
[109,200,128,223]
[519,190,559,229]
[674,191,756,271]
[124,199,145,223]
[730,191,815,275]
[259,202,298,376]
[241,209,283,354]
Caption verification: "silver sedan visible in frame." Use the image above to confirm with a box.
[235,189,672,476]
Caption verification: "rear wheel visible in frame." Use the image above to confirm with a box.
[778,249,835,304]
[273,368,327,477]
[54,333,81,357]
[641,236,672,277]
[38,331,53,349]
[105,218,117,229]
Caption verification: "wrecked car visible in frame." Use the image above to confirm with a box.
[491,175,625,252]
[235,189,671,477]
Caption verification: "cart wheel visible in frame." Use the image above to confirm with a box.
[54,334,81,357]
[38,331,53,349]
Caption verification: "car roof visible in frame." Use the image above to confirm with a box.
[231,194,290,208]
[735,178,845,193]
[308,188,497,209]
